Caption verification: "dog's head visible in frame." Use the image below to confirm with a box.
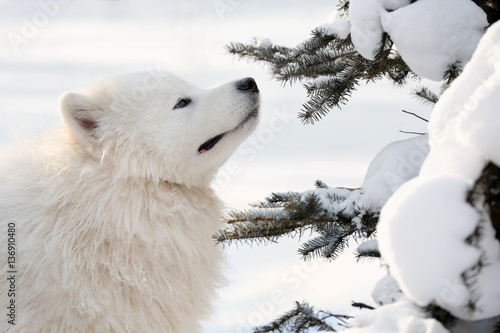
[60,71,260,186]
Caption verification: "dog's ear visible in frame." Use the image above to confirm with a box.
[60,92,101,143]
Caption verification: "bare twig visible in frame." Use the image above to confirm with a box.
[402,109,428,122]
[399,130,426,135]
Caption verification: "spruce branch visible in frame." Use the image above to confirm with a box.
[450,162,500,319]
[214,183,379,261]
[366,33,411,86]
[253,301,350,333]
[354,239,380,261]
[226,13,413,124]
[337,0,350,15]
[469,162,500,241]
[226,39,294,76]
[471,0,500,26]
[441,62,463,91]
[425,304,457,329]
[355,248,381,261]
[494,319,500,333]
[287,28,350,66]
[300,54,365,123]
[315,179,329,189]
[412,86,439,105]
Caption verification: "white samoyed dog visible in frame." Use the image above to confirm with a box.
[0,71,260,332]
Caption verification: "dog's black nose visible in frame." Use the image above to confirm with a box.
[236,77,259,93]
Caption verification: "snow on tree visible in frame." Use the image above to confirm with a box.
[215,0,500,332]
[377,16,500,323]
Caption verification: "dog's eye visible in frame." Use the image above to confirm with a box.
[174,98,191,109]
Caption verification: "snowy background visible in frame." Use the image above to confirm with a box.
[0,0,434,331]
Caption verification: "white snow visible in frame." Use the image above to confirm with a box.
[342,0,488,80]
[371,273,402,306]
[356,239,379,255]
[255,36,272,49]
[299,135,429,221]
[319,0,411,40]
[381,0,488,81]
[348,0,386,60]
[318,15,351,39]
[426,18,500,171]
[295,135,429,235]
[375,0,411,11]
[378,175,482,316]
[361,135,429,209]
[310,75,333,88]
[301,0,497,329]
[345,298,449,333]
[378,21,500,321]
[302,187,364,217]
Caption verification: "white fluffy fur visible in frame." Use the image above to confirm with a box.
[0,72,259,332]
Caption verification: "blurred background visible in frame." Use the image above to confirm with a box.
[0,0,432,331]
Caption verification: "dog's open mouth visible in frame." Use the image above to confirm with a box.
[197,107,258,154]
[198,133,225,154]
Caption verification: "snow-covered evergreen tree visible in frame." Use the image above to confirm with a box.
[215,0,500,332]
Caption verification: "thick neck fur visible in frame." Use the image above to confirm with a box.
[2,130,224,332]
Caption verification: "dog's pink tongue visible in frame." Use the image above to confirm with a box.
[200,149,208,154]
